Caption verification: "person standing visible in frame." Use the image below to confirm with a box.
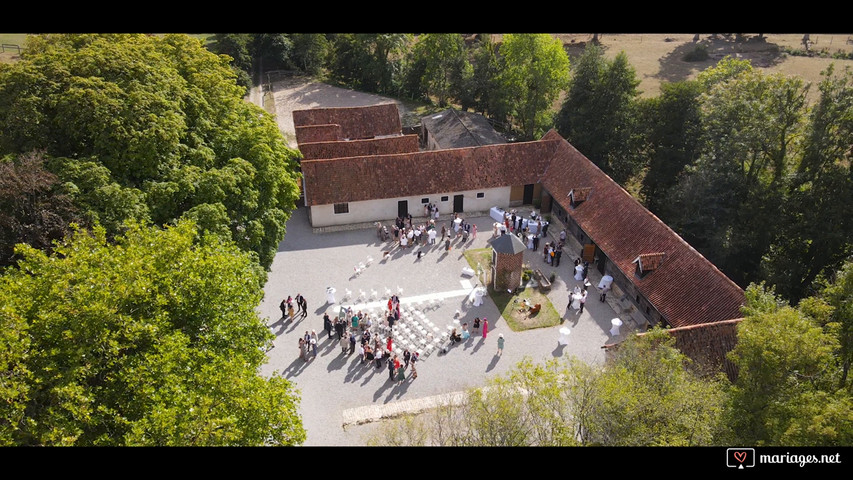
[532,232,540,252]
[300,296,308,319]
[472,224,477,240]
[279,298,288,320]
[396,360,406,385]
[348,331,356,355]
[579,290,587,314]
[340,332,349,354]
[310,330,318,357]
[294,293,304,316]
[473,317,481,334]
[554,242,563,267]
[323,313,332,338]
[388,355,397,380]
[410,352,419,379]
[403,349,411,369]
[600,285,610,303]
[287,302,295,322]
[497,333,504,356]
[482,317,489,339]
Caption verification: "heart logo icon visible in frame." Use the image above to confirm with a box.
[734,451,747,463]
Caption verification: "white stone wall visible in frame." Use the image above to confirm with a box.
[309,186,512,227]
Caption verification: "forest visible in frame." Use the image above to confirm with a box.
[0,33,850,446]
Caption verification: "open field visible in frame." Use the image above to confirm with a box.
[547,33,853,102]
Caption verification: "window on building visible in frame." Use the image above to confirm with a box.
[421,198,429,204]
[476,192,485,198]
[441,196,449,202]
[333,203,349,214]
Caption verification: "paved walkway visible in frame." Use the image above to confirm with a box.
[258,206,623,445]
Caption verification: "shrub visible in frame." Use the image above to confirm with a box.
[683,45,709,62]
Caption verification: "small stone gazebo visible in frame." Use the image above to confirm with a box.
[490,233,527,291]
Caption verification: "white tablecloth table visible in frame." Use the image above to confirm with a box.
[489,207,506,223]
[559,327,571,345]
[610,318,623,336]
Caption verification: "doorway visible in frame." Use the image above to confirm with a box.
[453,194,464,213]
[523,184,534,204]
[398,200,408,218]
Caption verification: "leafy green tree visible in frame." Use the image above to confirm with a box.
[663,64,809,287]
[403,34,470,108]
[555,43,641,182]
[0,221,305,446]
[466,35,507,123]
[0,34,301,269]
[329,34,411,95]
[369,330,724,446]
[0,151,82,267]
[497,34,570,140]
[761,65,853,303]
[724,284,850,446]
[819,260,853,389]
[584,329,726,446]
[638,80,704,213]
[291,33,330,75]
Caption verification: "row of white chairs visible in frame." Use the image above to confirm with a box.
[342,285,404,303]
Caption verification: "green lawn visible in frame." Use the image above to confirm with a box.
[463,248,562,332]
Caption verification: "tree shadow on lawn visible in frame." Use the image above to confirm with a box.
[655,37,787,85]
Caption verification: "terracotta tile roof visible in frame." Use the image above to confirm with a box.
[570,187,592,203]
[295,124,342,145]
[540,130,745,327]
[292,103,402,140]
[661,319,742,381]
[299,135,420,160]
[606,319,743,381]
[301,139,560,207]
[634,252,666,272]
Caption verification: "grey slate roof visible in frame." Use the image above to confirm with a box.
[491,233,527,255]
[422,109,506,149]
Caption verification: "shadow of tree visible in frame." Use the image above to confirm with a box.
[656,37,787,85]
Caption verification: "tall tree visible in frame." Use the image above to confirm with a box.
[404,34,470,107]
[497,34,570,141]
[0,151,82,267]
[555,43,641,183]
[291,33,330,75]
[0,34,302,269]
[663,63,809,287]
[329,34,410,95]
[0,221,305,446]
[762,65,853,303]
[467,35,507,122]
[638,80,704,213]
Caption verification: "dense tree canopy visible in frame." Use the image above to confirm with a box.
[0,221,305,446]
[0,34,302,269]
[723,283,852,446]
[402,34,470,107]
[369,329,725,446]
[555,43,641,183]
[498,34,570,141]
